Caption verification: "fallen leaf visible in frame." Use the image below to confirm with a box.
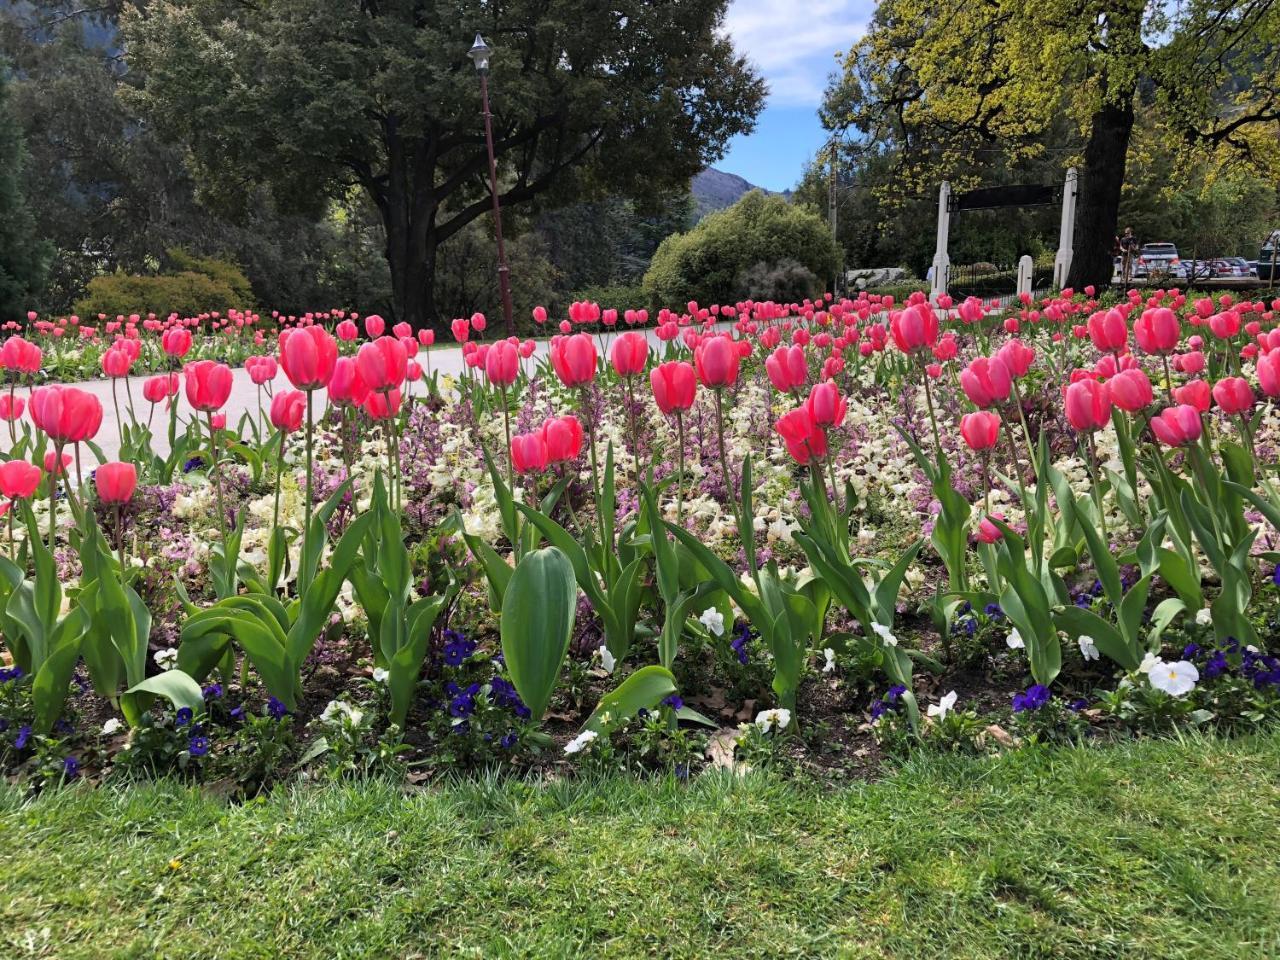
[705,728,742,771]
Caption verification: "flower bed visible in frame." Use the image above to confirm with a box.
[1,288,1279,792]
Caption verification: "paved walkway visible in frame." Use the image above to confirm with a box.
[52,323,724,461]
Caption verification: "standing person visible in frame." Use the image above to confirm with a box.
[1116,226,1140,286]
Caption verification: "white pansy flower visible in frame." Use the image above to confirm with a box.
[1078,636,1100,662]
[153,648,178,670]
[1006,629,1025,650]
[321,700,364,727]
[596,645,616,675]
[372,667,389,683]
[871,622,898,647]
[755,708,791,732]
[1139,651,1161,674]
[699,607,725,637]
[822,648,836,674]
[564,730,598,755]
[927,690,958,720]
[1195,607,1212,626]
[102,718,123,735]
[1149,660,1199,697]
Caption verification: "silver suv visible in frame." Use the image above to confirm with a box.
[1139,243,1188,280]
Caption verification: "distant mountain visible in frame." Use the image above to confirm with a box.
[691,168,790,220]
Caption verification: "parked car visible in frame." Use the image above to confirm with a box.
[1139,243,1188,280]
[1207,257,1256,279]
[1113,255,1146,283]
[1257,235,1279,282]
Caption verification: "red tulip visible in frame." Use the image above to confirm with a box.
[774,407,827,465]
[184,360,233,412]
[142,374,178,404]
[484,340,520,387]
[1208,312,1241,340]
[996,339,1035,378]
[609,332,648,377]
[364,314,385,338]
[43,451,71,476]
[101,346,132,378]
[450,317,470,343]
[1150,405,1203,447]
[694,336,740,388]
[279,326,338,390]
[531,306,548,325]
[0,459,41,499]
[392,322,412,340]
[1109,368,1154,413]
[1134,307,1180,354]
[960,411,1001,451]
[1174,379,1211,413]
[960,356,1012,409]
[650,361,696,414]
[804,382,846,427]
[29,385,102,443]
[765,345,807,392]
[975,514,1004,544]
[161,328,192,358]
[1258,350,1280,397]
[1212,376,1254,415]
[356,336,408,393]
[0,336,40,374]
[328,357,369,406]
[1087,309,1128,354]
[1064,379,1111,432]
[336,319,358,342]
[510,431,549,474]
[95,461,137,504]
[270,389,306,433]
[542,415,584,463]
[550,334,597,388]
[361,387,402,421]
[0,394,25,421]
[889,303,939,353]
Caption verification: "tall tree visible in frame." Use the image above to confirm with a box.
[828,0,1280,289]
[0,69,50,322]
[121,0,764,328]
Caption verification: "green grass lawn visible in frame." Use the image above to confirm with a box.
[3,733,1279,959]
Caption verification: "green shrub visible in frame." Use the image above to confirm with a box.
[569,282,648,311]
[643,191,839,307]
[73,251,253,318]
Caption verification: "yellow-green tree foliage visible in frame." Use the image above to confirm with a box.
[74,251,253,317]
[832,0,1280,287]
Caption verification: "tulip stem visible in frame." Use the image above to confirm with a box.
[920,363,942,460]
[1083,431,1109,545]
[111,378,124,455]
[1161,354,1174,402]
[7,384,15,449]
[675,412,686,527]
[47,444,59,552]
[206,412,229,551]
[303,390,315,591]
[714,388,755,580]
[1009,379,1036,468]
[501,385,514,497]
[273,431,285,535]
[115,503,125,576]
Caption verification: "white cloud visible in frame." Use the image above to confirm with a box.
[724,0,872,107]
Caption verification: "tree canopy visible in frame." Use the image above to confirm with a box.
[643,191,841,307]
[121,0,764,328]
[827,0,1280,288]
[0,70,49,321]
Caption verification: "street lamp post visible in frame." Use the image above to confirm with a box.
[468,34,515,338]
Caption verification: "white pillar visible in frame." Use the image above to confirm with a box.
[1016,255,1033,298]
[931,181,951,303]
[1053,167,1078,289]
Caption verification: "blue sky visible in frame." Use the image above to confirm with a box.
[719,0,872,191]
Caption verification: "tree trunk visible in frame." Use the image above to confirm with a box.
[1066,97,1135,291]
[382,190,439,331]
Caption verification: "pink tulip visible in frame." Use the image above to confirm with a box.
[0,460,41,500]
[550,334,597,388]
[279,326,337,390]
[694,336,740,388]
[996,339,1035,378]
[95,462,137,504]
[1212,376,1254,415]
[1174,379,1211,413]
[364,315,385,338]
[1109,368,1154,413]
[355,336,407,393]
[765,345,807,393]
[270,390,306,433]
[804,382,846,428]
[484,340,520,387]
[184,361,234,412]
[774,407,827,465]
[650,361,697,414]
[510,432,549,474]
[1064,379,1111,432]
[1134,308,1180,354]
[960,356,1012,409]
[960,411,1001,451]
[542,415,584,463]
[609,332,648,377]
[1150,405,1203,447]
[29,385,102,443]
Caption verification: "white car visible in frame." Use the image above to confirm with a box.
[1139,243,1188,280]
